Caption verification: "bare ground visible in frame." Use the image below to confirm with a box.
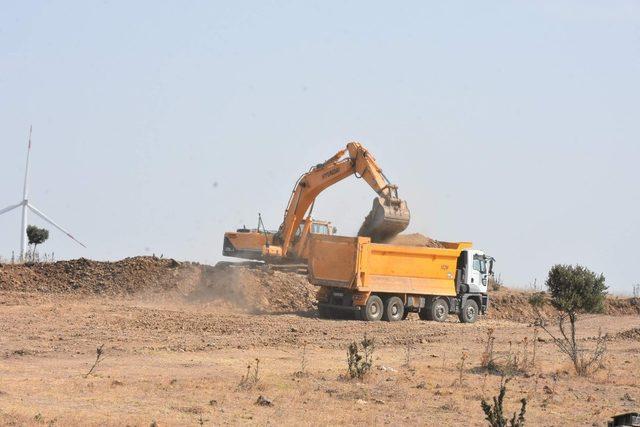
[0,258,639,426]
[0,292,638,426]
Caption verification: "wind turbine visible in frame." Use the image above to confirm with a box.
[0,126,86,260]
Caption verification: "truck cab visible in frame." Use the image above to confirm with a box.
[456,249,494,321]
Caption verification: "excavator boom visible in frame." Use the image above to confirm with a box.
[267,142,410,257]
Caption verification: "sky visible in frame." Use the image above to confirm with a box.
[1,1,639,294]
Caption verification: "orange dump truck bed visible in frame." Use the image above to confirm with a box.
[308,235,490,323]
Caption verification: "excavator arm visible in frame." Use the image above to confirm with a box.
[266,142,410,257]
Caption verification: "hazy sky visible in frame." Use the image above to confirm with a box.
[1,1,639,294]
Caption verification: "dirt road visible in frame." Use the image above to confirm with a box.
[1,288,639,426]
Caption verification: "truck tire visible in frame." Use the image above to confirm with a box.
[360,295,383,321]
[419,298,448,322]
[459,299,479,323]
[382,296,404,322]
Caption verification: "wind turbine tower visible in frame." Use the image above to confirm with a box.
[0,126,86,260]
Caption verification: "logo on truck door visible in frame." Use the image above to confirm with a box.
[440,264,449,270]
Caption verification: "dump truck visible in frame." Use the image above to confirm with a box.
[308,235,494,323]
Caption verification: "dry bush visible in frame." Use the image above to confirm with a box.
[456,352,468,386]
[346,334,375,379]
[633,284,640,311]
[480,330,534,376]
[481,378,527,427]
[489,274,503,291]
[84,344,105,378]
[481,328,496,371]
[238,358,260,390]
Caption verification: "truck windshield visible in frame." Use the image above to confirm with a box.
[473,255,486,274]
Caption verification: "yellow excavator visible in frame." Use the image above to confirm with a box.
[263,141,410,259]
[222,215,335,261]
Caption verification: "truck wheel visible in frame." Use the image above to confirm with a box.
[459,299,479,323]
[431,298,449,322]
[361,295,383,321]
[382,296,404,322]
[420,298,448,322]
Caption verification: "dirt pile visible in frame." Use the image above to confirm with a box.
[488,289,640,323]
[0,257,190,295]
[0,257,316,314]
[385,233,444,248]
[487,289,555,322]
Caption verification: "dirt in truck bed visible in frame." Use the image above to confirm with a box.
[385,232,445,247]
[1,257,640,426]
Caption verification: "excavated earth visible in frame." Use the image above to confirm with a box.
[1,256,638,321]
[1,254,640,426]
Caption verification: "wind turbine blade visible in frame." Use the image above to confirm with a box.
[0,201,23,216]
[27,203,87,248]
[23,125,32,200]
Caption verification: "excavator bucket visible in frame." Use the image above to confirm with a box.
[358,196,410,242]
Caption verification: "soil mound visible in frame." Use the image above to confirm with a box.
[0,257,316,314]
[0,257,188,295]
[385,233,444,247]
[488,289,639,323]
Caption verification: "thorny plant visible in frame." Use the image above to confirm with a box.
[347,333,375,379]
[238,358,260,390]
[480,328,496,371]
[84,344,105,378]
[481,377,527,427]
[457,351,468,386]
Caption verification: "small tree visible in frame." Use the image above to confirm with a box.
[27,225,49,255]
[531,264,608,375]
[346,334,375,379]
